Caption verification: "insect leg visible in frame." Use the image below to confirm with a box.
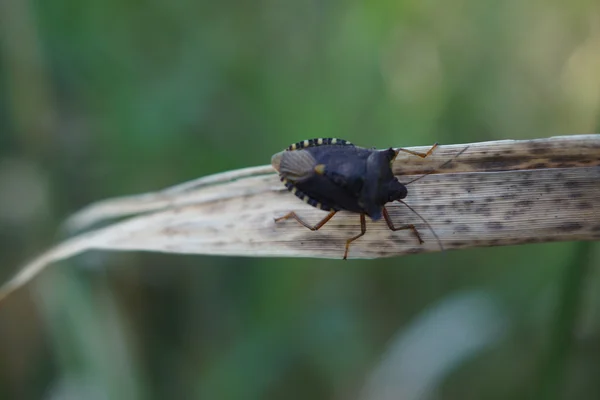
[343,213,367,260]
[395,143,438,159]
[274,210,337,231]
[382,207,424,244]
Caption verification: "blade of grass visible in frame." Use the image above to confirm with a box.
[535,241,593,399]
[0,134,599,303]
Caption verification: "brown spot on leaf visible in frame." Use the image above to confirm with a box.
[515,200,533,208]
[486,221,504,230]
[564,181,579,188]
[454,224,471,233]
[527,143,550,155]
[559,222,583,232]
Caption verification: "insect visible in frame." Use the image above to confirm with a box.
[271,138,454,259]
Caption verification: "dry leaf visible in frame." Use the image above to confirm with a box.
[1,135,599,302]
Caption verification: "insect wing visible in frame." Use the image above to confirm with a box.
[292,146,373,213]
[273,149,318,182]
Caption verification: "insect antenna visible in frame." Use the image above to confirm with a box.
[397,199,444,252]
[404,145,469,186]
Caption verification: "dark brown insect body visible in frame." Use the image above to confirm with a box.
[272,138,439,259]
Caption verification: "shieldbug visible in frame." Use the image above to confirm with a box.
[271,138,462,259]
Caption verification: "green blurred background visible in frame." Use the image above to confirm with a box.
[1,0,600,399]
